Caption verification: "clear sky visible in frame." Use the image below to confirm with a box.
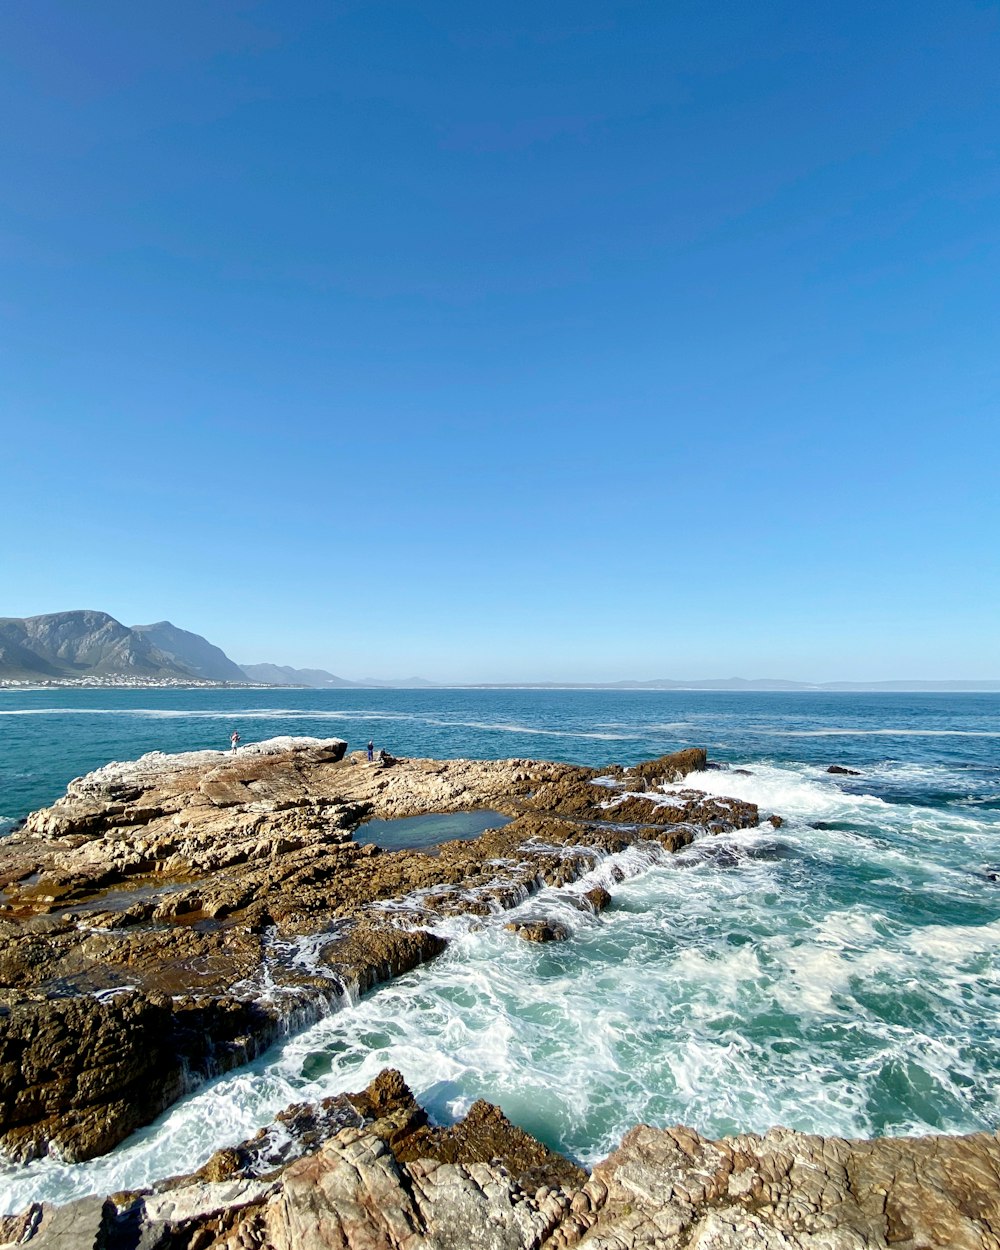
[2,0,998,682]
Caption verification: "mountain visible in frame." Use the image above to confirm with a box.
[238,663,355,688]
[237,665,436,687]
[132,621,247,683]
[0,611,195,681]
[0,612,420,687]
[5,614,996,691]
[814,679,1000,692]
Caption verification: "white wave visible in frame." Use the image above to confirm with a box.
[673,762,893,822]
[430,720,637,741]
[0,706,639,741]
[672,764,1000,852]
[0,707,367,719]
[905,918,1000,962]
[755,728,1000,738]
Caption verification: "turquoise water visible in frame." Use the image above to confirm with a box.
[3,686,999,829]
[1,688,999,1210]
[356,810,511,850]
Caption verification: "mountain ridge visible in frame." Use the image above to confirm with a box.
[0,611,196,682]
[133,621,248,683]
[238,662,354,688]
[1,612,997,690]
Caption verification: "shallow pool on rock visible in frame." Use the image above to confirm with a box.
[355,809,511,851]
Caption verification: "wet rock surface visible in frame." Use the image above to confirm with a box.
[5,1071,998,1250]
[505,918,570,943]
[0,739,757,1162]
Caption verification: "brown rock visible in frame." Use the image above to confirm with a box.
[504,919,570,943]
[583,885,612,912]
[14,1073,999,1250]
[627,747,708,785]
[395,1096,586,1193]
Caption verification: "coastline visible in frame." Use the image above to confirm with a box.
[5,679,1000,691]
[0,680,279,691]
[0,740,746,1164]
[1,738,998,1246]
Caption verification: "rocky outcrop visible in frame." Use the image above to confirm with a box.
[625,748,708,787]
[0,992,277,1164]
[0,741,756,1163]
[3,744,997,1247]
[5,1071,998,1249]
[576,1119,1000,1249]
[582,886,611,912]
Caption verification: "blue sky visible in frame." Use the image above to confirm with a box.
[2,0,998,682]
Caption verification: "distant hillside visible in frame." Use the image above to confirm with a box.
[467,677,1000,691]
[355,675,436,688]
[608,677,810,690]
[239,663,355,688]
[133,621,247,683]
[4,614,995,690]
[237,664,436,688]
[0,611,195,681]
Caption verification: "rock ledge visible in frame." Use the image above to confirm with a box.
[3,1071,997,1250]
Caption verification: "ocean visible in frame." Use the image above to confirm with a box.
[1,686,999,1211]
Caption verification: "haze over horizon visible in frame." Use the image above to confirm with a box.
[3,2,998,683]
[5,606,998,689]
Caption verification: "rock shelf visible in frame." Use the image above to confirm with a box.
[0,740,750,1163]
[2,740,998,1247]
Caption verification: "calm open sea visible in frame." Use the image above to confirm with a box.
[1,687,999,1211]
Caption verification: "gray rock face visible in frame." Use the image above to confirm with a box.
[131,621,248,683]
[578,1121,1000,1249]
[0,610,196,681]
[0,611,223,682]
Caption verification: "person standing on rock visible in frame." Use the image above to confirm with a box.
[367,740,374,762]
[230,730,240,753]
